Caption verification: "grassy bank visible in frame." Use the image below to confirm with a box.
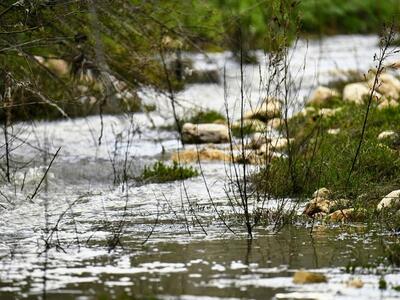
[254,96,400,206]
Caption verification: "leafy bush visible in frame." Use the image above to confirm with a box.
[141,161,198,183]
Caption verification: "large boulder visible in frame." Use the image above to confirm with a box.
[307,86,339,106]
[377,190,400,211]
[182,123,229,144]
[244,97,282,121]
[343,82,383,104]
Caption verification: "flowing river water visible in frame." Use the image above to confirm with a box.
[1,35,400,300]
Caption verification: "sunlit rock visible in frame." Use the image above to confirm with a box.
[44,58,70,76]
[368,73,400,100]
[172,147,230,163]
[303,197,331,217]
[377,190,400,211]
[267,117,284,129]
[307,86,339,106]
[327,128,340,135]
[312,187,331,199]
[293,271,327,284]
[343,82,383,104]
[377,130,398,141]
[181,123,229,144]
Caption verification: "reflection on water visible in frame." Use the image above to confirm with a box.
[1,222,399,300]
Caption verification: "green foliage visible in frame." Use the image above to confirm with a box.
[253,101,400,201]
[299,0,400,35]
[187,110,226,124]
[141,161,198,183]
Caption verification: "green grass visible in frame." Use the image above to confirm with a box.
[141,161,199,183]
[253,100,400,203]
[187,110,226,124]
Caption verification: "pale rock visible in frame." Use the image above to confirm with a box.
[343,82,383,104]
[377,130,398,141]
[377,190,400,211]
[312,187,331,199]
[244,97,282,121]
[368,73,400,99]
[267,117,284,129]
[308,86,339,106]
[44,58,69,76]
[303,197,331,217]
[327,128,340,135]
[182,123,229,144]
[172,148,230,163]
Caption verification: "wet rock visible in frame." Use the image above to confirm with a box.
[303,192,351,218]
[181,123,229,144]
[172,147,230,163]
[377,190,400,211]
[312,187,331,199]
[303,197,331,217]
[244,97,282,121]
[293,271,327,284]
[377,130,398,142]
[343,82,383,104]
[368,73,400,100]
[347,278,364,288]
[308,86,339,106]
[327,208,366,222]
